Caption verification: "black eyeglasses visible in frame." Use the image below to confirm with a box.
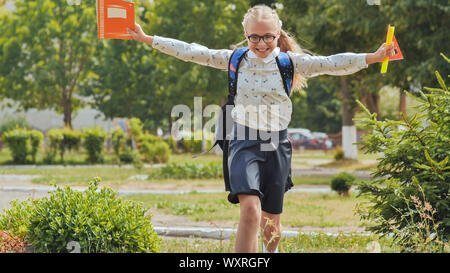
[247,34,277,44]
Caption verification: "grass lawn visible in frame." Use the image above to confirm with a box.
[0,164,368,189]
[292,149,379,160]
[160,233,400,253]
[124,192,367,228]
[318,159,378,172]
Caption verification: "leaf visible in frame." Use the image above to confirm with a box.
[435,71,448,91]
[439,157,449,169]
[424,87,445,93]
[440,53,450,63]
[424,150,437,167]
[413,163,432,170]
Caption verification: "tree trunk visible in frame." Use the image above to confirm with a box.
[340,78,358,160]
[364,92,381,121]
[63,94,72,129]
[399,89,407,120]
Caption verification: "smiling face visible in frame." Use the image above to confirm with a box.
[244,19,280,58]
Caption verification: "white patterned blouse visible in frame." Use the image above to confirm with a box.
[151,35,368,132]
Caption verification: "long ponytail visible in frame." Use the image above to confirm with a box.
[277,29,309,90]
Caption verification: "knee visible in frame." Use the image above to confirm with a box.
[239,199,261,226]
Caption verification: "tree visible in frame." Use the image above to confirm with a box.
[0,0,97,128]
[87,0,249,134]
[281,0,386,159]
[379,1,449,120]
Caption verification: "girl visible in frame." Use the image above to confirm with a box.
[127,4,394,253]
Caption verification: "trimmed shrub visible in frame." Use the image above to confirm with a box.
[28,130,43,163]
[140,141,171,164]
[119,147,134,163]
[46,128,81,163]
[82,127,106,164]
[334,145,344,161]
[0,178,161,253]
[2,128,43,164]
[129,117,144,144]
[111,126,128,164]
[46,128,64,163]
[0,115,30,136]
[330,172,355,196]
[164,135,178,153]
[148,162,222,180]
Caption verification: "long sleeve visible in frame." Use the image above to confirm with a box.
[151,35,232,71]
[287,51,368,78]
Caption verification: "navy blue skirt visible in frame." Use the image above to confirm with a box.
[227,122,294,214]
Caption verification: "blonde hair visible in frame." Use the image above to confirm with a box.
[234,4,309,91]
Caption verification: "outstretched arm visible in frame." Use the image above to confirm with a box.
[288,43,395,77]
[127,23,232,71]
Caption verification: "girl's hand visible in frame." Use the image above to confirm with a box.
[366,43,395,65]
[127,23,152,44]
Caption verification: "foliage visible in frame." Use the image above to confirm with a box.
[0,178,161,253]
[82,127,106,164]
[0,0,98,128]
[330,172,355,196]
[164,135,178,153]
[179,130,214,153]
[0,230,28,253]
[111,126,129,164]
[129,117,144,142]
[333,145,344,161]
[2,128,43,163]
[355,55,450,252]
[86,0,249,133]
[140,140,171,164]
[0,114,30,136]
[148,162,222,180]
[46,128,81,163]
[28,130,43,163]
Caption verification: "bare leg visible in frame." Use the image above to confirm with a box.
[260,211,282,253]
[235,194,261,253]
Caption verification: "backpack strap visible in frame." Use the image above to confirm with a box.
[192,47,249,159]
[193,48,294,159]
[275,51,294,96]
[228,47,249,96]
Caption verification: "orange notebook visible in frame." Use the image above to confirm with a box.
[97,0,135,39]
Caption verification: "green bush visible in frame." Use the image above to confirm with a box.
[330,172,355,196]
[334,145,344,161]
[111,126,129,164]
[141,141,171,164]
[355,54,450,252]
[129,117,144,141]
[178,130,214,153]
[139,133,160,145]
[82,127,106,164]
[46,128,64,163]
[2,128,43,164]
[0,115,30,136]
[0,178,161,253]
[164,136,178,153]
[119,147,134,164]
[28,130,43,163]
[46,128,81,163]
[148,162,222,180]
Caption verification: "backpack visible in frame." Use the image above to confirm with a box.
[194,47,294,191]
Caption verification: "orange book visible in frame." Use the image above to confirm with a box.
[97,0,135,39]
